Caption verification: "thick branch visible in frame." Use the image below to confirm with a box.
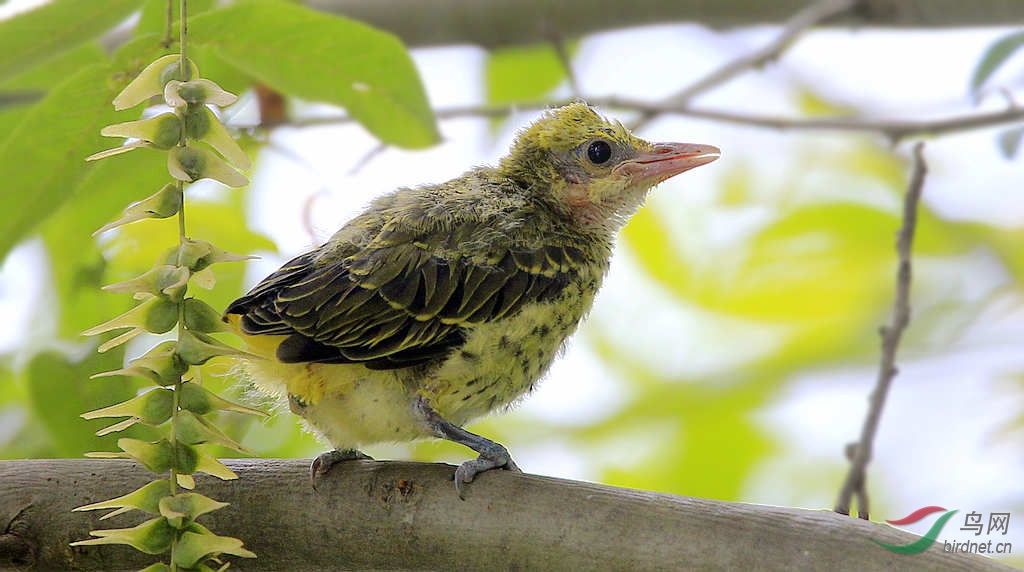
[304,0,1024,48]
[0,459,1012,571]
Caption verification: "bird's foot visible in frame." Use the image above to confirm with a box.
[411,395,521,499]
[310,448,373,489]
[454,448,521,499]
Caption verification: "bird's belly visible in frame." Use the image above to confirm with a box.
[239,358,423,448]
[237,277,596,448]
[426,286,594,426]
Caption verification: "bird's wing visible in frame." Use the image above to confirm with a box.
[226,223,583,370]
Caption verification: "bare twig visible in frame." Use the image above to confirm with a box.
[347,142,389,176]
[607,100,1024,142]
[835,142,927,519]
[550,35,581,97]
[288,98,1024,143]
[628,0,857,131]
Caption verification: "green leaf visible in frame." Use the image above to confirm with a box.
[0,38,163,262]
[189,0,439,148]
[26,350,139,457]
[42,149,171,327]
[969,29,1024,98]
[486,43,567,105]
[0,0,144,83]
[0,41,105,92]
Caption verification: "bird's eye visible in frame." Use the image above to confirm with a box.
[587,140,612,164]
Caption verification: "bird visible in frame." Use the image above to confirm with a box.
[224,102,719,495]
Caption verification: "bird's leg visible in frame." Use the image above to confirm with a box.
[411,395,521,498]
[310,448,373,488]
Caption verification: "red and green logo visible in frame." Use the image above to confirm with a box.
[872,506,958,555]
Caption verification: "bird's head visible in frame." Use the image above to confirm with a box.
[498,102,719,230]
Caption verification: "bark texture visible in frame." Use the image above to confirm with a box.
[0,459,1014,570]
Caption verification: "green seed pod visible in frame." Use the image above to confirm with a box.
[176,330,243,366]
[172,441,200,475]
[181,105,211,140]
[70,516,177,554]
[178,382,266,417]
[118,438,174,473]
[100,113,182,150]
[81,388,174,426]
[183,298,230,333]
[143,299,180,334]
[164,78,238,108]
[94,183,182,235]
[168,145,248,188]
[158,58,199,86]
[113,54,199,111]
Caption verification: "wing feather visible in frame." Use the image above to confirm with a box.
[226,227,582,369]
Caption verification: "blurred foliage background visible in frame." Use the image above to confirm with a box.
[0,0,1022,562]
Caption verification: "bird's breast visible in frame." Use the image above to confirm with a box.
[425,267,603,425]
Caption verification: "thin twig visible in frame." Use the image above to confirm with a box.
[628,0,857,131]
[347,142,389,176]
[287,98,1024,143]
[835,142,927,519]
[550,35,581,97]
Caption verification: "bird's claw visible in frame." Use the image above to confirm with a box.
[310,448,373,490]
[453,450,521,499]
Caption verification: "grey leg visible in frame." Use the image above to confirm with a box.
[411,395,521,498]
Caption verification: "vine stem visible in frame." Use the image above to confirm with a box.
[170,3,190,570]
[179,0,190,80]
[170,179,186,500]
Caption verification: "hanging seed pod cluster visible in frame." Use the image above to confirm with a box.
[73,52,261,570]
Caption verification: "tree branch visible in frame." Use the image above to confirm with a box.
[303,0,1024,48]
[628,0,857,132]
[0,459,1013,571]
[286,97,1024,143]
[835,142,927,518]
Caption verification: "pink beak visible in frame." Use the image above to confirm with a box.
[613,142,720,184]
